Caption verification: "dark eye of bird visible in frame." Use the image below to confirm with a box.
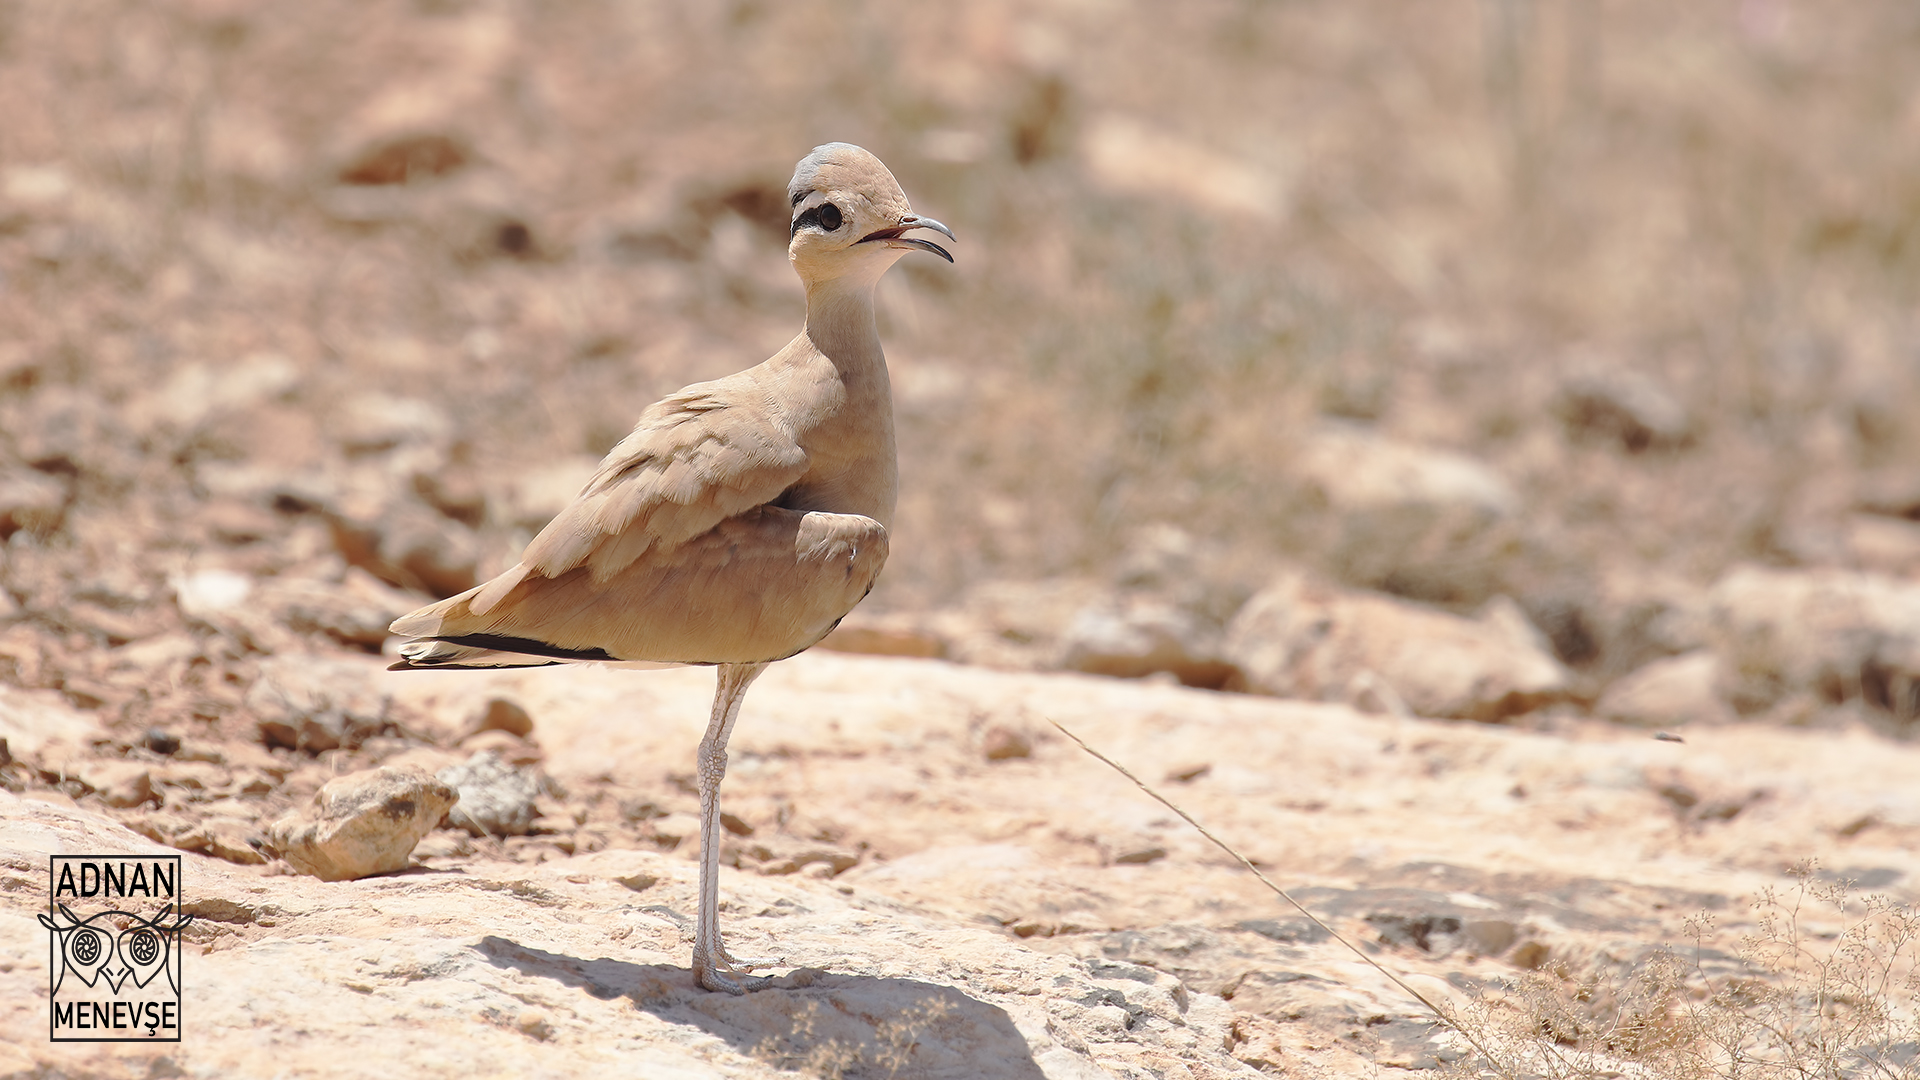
[790,201,846,238]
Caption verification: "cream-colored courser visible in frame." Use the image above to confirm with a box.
[388,143,953,993]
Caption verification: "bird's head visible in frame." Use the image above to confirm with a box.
[786,143,954,288]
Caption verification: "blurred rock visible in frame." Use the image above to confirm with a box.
[492,457,599,530]
[132,354,300,435]
[72,760,156,808]
[1060,597,1239,689]
[6,386,114,474]
[1846,514,1920,577]
[816,612,947,659]
[1708,565,1920,717]
[0,465,69,540]
[1297,422,1517,520]
[173,819,270,865]
[980,724,1032,762]
[0,685,99,769]
[437,750,542,837]
[461,697,535,740]
[1225,571,1571,721]
[171,568,255,621]
[202,499,282,545]
[1596,652,1731,728]
[1578,572,1713,679]
[332,393,453,455]
[413,465,487,526]
[1082,113,1286,223]
[247,654,392,752]
[266,765,457,881]
[256,568,421,651]
[142,728,182,755]
[934,578,1107,671]
[328,495,479,597]
[1292,423,1519,605]
[337,133,470,187]
[1555,367,1692,451]
[1857,473,1920,521]
[457,728,543,765]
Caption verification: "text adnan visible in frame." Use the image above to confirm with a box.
[52,861,176,900]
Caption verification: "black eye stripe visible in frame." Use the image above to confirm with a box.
[790,202,844,237]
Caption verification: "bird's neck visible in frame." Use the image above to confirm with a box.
[801,274,885,373]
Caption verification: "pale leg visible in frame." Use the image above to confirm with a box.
[693,661,771,993]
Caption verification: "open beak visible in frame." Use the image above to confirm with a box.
[858,214,956,263]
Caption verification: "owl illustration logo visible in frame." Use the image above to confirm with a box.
[39,904,194,997]
[45,855,192,1042]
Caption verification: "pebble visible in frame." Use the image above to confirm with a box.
[266,765,457,881]
[436,750,542,837]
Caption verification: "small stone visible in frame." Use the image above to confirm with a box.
[0,465,69,540]
[327,497,479,598]
[615,872,658,892]
[171,568,255,621]
[266,765,458,881]
[175,820,269,866]
[1838,814,1877,838]
[436,750,542,837]
[144,728,182,755]
[1226,571,1571,721]
[1707,565,1920,716]
[77,760,155,808]
[1061,598,1240,689]
[718,811,754,837]
[1556,366,1692,452]
[1510,941,1551,970]
[1597,652,1729,728]
[1113,846,1167,865]
[1462,919,1517,956]
[981,725,1032,762]
[260,569,420,651]
[463,697,534,740]
[1164,763,1210,783]
[514,1009,553,1041]
[410,832,472,861]
[457,728,542,765]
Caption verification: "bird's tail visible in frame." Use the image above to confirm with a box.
[388,639,563,671]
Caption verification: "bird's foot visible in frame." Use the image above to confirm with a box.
[693,949,772,994]
[721,948,784,973]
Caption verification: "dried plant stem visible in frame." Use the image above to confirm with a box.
[1047,716,1544,1078]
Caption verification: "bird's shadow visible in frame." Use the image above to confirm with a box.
[476,936,1046,1079]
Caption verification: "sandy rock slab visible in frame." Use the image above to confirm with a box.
[0,795,1258,1079]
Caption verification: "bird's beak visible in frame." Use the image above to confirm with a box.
[858,214,955,263]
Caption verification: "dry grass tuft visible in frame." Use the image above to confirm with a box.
[1443,862,1920,1079]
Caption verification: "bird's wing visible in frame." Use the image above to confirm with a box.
[468,375,808,615]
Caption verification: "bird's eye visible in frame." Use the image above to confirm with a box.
[790,201,847,238]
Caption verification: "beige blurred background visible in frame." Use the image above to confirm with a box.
[2,0,1918,724]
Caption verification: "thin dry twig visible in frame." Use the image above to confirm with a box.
[1046,715,1547,1077]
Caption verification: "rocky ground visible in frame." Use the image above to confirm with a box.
[5,1,1920,1077]
[6,652,1920,1077]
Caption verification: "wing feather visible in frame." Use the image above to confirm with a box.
[471,376,807,614]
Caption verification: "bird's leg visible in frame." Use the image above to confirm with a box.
[692,661,772,993]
